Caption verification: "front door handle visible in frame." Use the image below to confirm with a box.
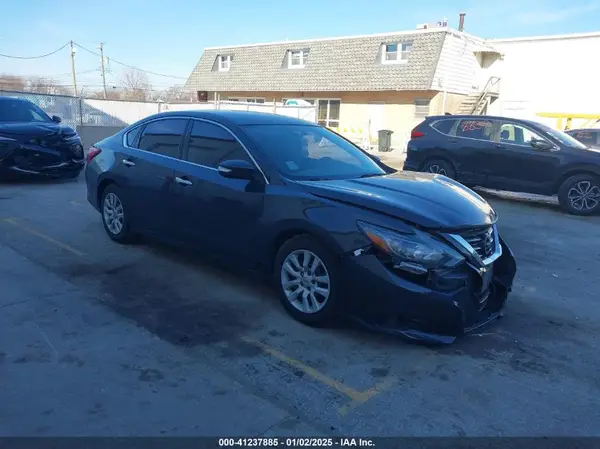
[122,159,136,167]
[175,176,192,186]
[494,144,506,149]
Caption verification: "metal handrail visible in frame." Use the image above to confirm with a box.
[471,76,501,114]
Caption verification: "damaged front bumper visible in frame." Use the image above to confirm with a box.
[0,137,85,179]
[343,236,517,345]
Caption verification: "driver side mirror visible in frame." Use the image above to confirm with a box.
[218,159,258,181]
[530,138,553,151]
[51,115,62,123]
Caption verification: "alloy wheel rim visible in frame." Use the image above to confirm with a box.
[568,180,600,211]
[103,192,124,235]
[428,164,447,176]
[281,249,331,314]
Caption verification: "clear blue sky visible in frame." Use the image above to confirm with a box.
[1,0,599,92]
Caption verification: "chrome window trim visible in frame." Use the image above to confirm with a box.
[441,224,502,270]
[121,115,269,184]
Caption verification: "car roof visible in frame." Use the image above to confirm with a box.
[0,96,32,103]
[144,110,318,127]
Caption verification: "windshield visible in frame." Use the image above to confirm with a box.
[0,99,52,123]
[536,122,588,149]
[242,124,386,180]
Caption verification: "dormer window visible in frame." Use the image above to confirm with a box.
[218,55,232,71]
[288,49,308,69]
[382,42,413,64]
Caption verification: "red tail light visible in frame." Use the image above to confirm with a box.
[411,129,425,138]
[86,146,102,164]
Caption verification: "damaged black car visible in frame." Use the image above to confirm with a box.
[85,111,517,345]
[0,96,85,180]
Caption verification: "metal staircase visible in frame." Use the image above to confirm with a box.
[456,76,500,115]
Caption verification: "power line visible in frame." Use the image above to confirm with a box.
[73,42,187,80]
[0,43,69,59]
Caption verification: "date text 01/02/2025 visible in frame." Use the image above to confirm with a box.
[217,438,375,447]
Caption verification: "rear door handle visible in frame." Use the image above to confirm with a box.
[122,159,135,167]
[175,176,192,186]
[494,144,506,149]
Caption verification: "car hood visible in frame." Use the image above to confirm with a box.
[298,171,497,230]
[0,122,77,141]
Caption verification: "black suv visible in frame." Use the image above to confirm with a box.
[566,128,600,150]
[404,115,600,215]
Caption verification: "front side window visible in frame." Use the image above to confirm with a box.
[455,119,494,141]
[317,100,340,128]
[138,119,188,158]
[242,124,385,181]
[499,122,546,147]
[0,99,51,122]
[186,121,250,168]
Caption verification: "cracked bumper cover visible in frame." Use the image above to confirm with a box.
[342,238,517,344]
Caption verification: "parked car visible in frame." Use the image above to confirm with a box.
[404,115,600,215]
[0,97,84,180]
[566,128,600,150]
[85,111,517,344]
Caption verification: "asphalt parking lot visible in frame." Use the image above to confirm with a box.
[1,174,600,437]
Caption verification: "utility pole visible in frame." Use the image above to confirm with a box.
[69,41,78,96]
[99,42,107,99]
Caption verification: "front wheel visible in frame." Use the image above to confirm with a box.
[558,174,600,215]
[274,235,343,326]
[421,159,456,179]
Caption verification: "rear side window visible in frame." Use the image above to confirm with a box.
[125,126,142,148]
[455,119,494,141]
[138,119,188,159]
[186,121,251,168]
[431,119,456,135]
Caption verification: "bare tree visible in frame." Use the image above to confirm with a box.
[26,77,70,95]
[0,74,27,91]
[160,85,194,103]
[120,68,151,101]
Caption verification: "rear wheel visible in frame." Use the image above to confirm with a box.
[558,174,600,215]
[100,184,136,243]
[274,235,343,326]
[421,159,456,179]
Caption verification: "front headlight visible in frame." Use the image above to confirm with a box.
[357,221,464,274]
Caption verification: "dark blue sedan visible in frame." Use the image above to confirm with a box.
[85,111,517,344]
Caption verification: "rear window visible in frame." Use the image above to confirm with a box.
[431,119,456,135]
[455,119,494,141]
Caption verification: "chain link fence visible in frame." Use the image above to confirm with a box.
[0,90,317,129]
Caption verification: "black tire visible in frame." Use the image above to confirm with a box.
[421,159,456,179]
[274,235,344,326]
[100,184,136,243]
[558,174,600,216]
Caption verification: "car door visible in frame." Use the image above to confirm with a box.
[446,118,496,185]
[170,119,265,265]
[121,117,189,235]
[485,120,562,194]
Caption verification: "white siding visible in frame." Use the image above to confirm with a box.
[490,33,600,124]
[431,32,483,94]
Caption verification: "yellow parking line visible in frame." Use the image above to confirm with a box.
[241,336,363,401]
[241,336,396,415]
[2,218,85,257]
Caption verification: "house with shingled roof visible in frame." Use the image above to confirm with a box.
[185,27,503,147]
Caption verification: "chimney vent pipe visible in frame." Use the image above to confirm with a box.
[458,12,466,31]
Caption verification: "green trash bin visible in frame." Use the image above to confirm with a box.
[378,129,393,152]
